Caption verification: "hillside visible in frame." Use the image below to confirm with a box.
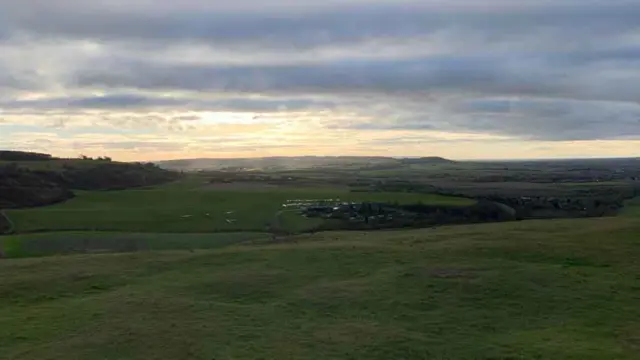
[1,149,639,358]
[399,156,455,165]
[1,214,639,359]
[0,151,180,210]
[0,150,55,161]
[0,166,74,209]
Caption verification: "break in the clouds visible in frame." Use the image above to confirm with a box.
[1,0,639,160]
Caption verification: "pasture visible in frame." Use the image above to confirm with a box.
[1,216,639,359]
[0,232,269,258]
[6,178,473,234]
[622,197,640,217]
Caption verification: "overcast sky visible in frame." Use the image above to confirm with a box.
[1,0,639,160]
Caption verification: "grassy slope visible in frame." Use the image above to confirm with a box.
[0,232,269,258]
[6,180,472,233]
[1,216,639,359]
[622,197,640,217]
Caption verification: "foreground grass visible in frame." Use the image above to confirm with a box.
[6,180,472,233]
[0,232,269,258]
[622,197,640,217]
[1,216,639,359]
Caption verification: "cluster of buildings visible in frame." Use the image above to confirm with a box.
[283,199,401,223]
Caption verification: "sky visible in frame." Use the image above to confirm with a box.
[0,0,639,161]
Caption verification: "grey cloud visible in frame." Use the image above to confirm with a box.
[37,94,184,109]
[3,1,640,103]
[3,2,639,48]
[171,115,201,122]
[0,94,336,112]
[2,0,640,146]
[461,99,514,114]
[72,52,640,102]
[193,143,301,153]
[0,94,185,111]
[68,94,173,108]
[349,98,640,141]
[74,56,522,93]
[0,72,42,92]
[87,141,186,151]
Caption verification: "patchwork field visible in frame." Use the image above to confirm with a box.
[6,179,473,234]
[1,216,639,359]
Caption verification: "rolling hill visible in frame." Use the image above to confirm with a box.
[156,156,456,171]
[1,213,639,359]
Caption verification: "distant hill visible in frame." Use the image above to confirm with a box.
[399,157,456,165]
[156,156,455,171]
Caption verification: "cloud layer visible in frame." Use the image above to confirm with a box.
[1,0,639,159]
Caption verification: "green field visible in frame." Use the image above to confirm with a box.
[1,216,639,359]
[6,179,473,234]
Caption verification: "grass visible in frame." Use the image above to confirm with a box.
[0,232,269,258]
[622,197,640,217]
[1,176,637,358]
[6,178,473,234]
[1,216,639,359]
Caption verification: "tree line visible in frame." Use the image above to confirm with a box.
[0,152,180,209]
